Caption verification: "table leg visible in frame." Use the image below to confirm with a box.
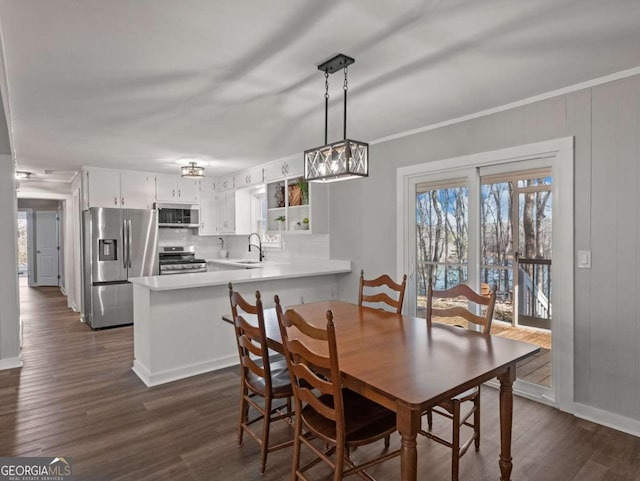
[498,365,516,481]
[397,405,421,481]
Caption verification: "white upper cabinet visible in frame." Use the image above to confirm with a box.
[234,167,264,188]
[198,179,218,235]
[120,171,153,209]
[83,168,152,210]
[217,175,234,192]
[155,174,199,203]
[263,157,303,182]
[217,191,236,233]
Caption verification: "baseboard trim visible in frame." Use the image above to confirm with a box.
[0,356,23,371]
[132,355,238,387]
[573,402,640,438]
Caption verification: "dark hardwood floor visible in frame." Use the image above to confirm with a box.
[2,283,640,480]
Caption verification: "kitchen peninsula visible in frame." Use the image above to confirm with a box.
[129,259,351,387]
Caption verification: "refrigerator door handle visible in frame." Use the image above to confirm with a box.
[122,219,126,269]
[123,219,128,269]
[128,218,133,268]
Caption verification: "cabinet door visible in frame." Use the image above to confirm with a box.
[263,161,286,182]
[177,177,199,202]
[217,191,236,233]
[86,169,121,208]
[120,171,151,209]
[286,158,304,178]
[225,191,236,233]
[218,176,234,192]
[198,190,219,235]
[235,167,264,188]
[199,178,217,195]
[155,174,177,202]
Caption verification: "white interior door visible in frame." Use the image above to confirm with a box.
[35,210,59,286]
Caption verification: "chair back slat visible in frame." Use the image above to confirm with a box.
[427,279,497,333]
[359,269,407,314]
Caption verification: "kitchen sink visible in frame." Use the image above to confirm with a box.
[234,260,262,265]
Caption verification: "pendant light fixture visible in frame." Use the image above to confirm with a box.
[181,161,205,179]
[304,54,368,183]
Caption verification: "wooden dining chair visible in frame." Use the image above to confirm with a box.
[358,269,408,313]
[420,278,497,481]
[228,283,294,473]
[275,295,400,481]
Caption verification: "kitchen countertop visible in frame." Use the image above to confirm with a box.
[206,258,264,268]
[129,258,352,291]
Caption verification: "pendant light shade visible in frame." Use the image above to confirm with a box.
[181,161,205,179]
[304,54,368,183]
[304,138,368,182]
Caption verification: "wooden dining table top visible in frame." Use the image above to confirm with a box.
[228,299,540,411]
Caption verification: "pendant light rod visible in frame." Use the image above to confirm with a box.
[324,71,329,145]
[318,54,354,142]
[343,67,348,140]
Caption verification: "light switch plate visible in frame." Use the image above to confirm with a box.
[578,250,591,269]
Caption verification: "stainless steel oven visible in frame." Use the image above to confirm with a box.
[159,245,207,275]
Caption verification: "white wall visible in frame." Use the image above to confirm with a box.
[329,73,640,430]
[0,154,21,369]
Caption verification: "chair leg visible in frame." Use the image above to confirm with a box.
[427,409,433,431]
[260,396,272,474]
[384,434,390,448]
[474,390,481,451]
[291,412,303,481]
[452,400,461,481]
[333,444,345,481]
[238,383,248,445]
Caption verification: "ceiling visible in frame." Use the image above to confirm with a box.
[1,0,640,184]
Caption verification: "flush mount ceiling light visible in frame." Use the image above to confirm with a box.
[15,170,32,180]
[181,161,205,179]
[304,53,368,183]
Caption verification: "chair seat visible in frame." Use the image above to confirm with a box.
[302,389,397,446]
[246,362,293,398]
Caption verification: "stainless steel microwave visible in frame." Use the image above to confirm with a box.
[155,203,200,228]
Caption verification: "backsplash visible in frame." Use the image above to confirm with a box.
[158,228,330,261]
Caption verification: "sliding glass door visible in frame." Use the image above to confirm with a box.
[415,180,469,318]
[411,164,555,399]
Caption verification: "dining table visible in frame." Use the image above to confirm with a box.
[224,299,540,481]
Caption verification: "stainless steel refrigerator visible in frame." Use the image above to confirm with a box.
[82,207,158,328]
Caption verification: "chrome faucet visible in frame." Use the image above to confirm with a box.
[248,232,264,261]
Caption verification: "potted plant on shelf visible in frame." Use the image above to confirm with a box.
[297,179,309,205]
[296,217,310,230]
[275,215,286,230]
